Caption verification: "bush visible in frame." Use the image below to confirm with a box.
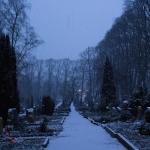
[119,110,132,121]
[100,116,110,123]
[139,123,150,135]
[42,95,55,116]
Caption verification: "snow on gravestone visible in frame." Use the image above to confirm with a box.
[0,117,3,134]
[26,108,35,123]
[122,100,129,109]
[7,108,18,125]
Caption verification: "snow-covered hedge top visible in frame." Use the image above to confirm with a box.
[8,108,16,113]
[27,108,34,113]
[8,109,13,113]
[117,107,122,110]
[147,107,150,110]
[123,100,128,104]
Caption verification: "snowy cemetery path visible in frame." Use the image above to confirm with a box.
[46,103,127,150]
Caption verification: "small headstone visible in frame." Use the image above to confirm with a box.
[26,108,35,123]
[122,100,129,109]
[7,108,18,125]
[33,106,36,116]
[123,100,128,104]
[0,117,3,134]
[137,106,142,120]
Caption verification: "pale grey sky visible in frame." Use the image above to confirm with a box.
[28,0,124,60]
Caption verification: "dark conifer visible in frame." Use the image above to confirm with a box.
[100,56,117,110]
[10,46,20,112]
[42,95,55,116]
[0,33,20,126]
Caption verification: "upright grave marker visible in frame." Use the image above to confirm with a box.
[0,117,3,134]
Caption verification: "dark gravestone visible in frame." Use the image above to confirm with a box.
[26,108,35,123]
[7,108,18,125]
[137,106,142,120]
[0,117,3,134]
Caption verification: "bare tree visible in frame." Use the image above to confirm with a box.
[35,59,44,103]
[79,47,97,108]
[0,0,43,73]
[54,59,63,101]
[61,58,71,107]
[18,56,37,107]
[45,58,56,96]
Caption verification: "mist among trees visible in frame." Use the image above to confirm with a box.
[0,0,150,126]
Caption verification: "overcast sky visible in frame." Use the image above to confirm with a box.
[28,0,124,60]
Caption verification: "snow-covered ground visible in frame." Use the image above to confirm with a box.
[46,103,126,150]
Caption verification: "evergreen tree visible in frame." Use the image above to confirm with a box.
[0,33,20,126]
[42,95,55,116]
[100,56,117,110]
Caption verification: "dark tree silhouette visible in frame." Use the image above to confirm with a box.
[100,56,117,110]
[42,95,55,116]
[0,33,20,126]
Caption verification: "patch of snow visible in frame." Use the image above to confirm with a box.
[123,100,128,104]
[117,107,122,111]
[146,107,150,110]
[26,108,34,113]
[8,108,16,113]
[19,113,26,117]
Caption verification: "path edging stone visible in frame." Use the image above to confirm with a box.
[78,111,139,149]
[116,133,139,150]
[104,125,139,150]
[42,137,49,148]
[59,116,66,125]
[105,126,117,138]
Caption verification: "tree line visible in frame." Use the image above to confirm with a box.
[1,0,150,126]
[17,0,150,111]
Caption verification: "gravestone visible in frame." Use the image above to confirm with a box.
[26,108,35,123]
[33,106,37,116]
[7,108,18,125]
[122,100,129,110]
[137,106,142,120]
[0,117,3,134]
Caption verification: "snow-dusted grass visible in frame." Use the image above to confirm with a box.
[0,137,44,150]
[0,111,68,150]
[107,121,150,150]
